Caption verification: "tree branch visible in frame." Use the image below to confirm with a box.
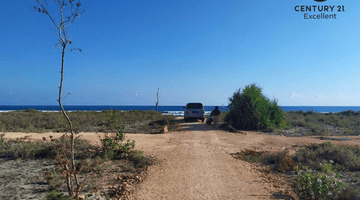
[35,0,60,30]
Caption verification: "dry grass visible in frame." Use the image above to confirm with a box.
[283,110,360,136]
[231,142,360,200]
[0,109,176,133]
[0,134,153,199]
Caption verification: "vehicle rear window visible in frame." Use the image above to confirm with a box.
[186,103,203,109]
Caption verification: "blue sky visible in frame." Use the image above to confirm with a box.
[1,0,360,106]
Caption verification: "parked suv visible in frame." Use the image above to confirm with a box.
[183,103,205,122]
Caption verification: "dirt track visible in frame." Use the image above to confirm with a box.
[3,118,360,199]
[128,126,274,199]
[126,118,360,200]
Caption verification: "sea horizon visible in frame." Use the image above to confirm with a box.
[1,105,360,114]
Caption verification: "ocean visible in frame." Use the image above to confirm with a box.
[1,105,360,116]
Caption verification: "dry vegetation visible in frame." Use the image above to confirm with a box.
[0,109,176,133]
[2,109,360,199]
[280,110,360,136]
[0,133,153,199]
[232,142,360,199]
[0,109,175,199]
[229,110,360,199]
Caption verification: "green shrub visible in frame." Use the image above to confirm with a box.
[225,84,284,130]
[339,110,360,117]
[304,110,315,116]
[292,164,347,200]
[101,124,135,160]
[291,120,306,127]
[25,108,38,113]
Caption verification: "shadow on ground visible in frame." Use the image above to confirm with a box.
[272,192,294,200]
[174,117,221,132]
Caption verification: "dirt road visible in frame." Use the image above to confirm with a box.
[128,128,271,199]
[126,118,360,200]
[3,118,360,199]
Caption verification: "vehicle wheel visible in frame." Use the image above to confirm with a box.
[201,118,205,122]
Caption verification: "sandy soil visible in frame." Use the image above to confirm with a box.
[2,117,360,199]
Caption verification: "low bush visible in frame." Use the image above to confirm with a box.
[293,142,360,171]
[263,149,298,172]
[232,149,298,172]
[283,111,360,136]
[292,164,347,200]
[232,143,360,200]
[101,124,136,160]
[1,133,152,198]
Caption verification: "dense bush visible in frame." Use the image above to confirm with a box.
[224,84,284,130]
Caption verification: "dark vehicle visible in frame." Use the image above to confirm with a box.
[183,103,205,122]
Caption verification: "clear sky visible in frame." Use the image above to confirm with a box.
[1,0,360,106]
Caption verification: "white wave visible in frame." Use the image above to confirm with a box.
[161,111,212,116]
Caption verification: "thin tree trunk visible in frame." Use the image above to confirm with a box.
[156,88,159,112]
[35,0,84,197]
[58,43,80,196]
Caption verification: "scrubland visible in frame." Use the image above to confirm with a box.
[1,109,360,199]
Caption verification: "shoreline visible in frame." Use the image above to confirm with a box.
[1,105,360,113]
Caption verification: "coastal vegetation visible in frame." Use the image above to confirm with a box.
[0,109,176,133]
[222,85,360,199]
[2,91,360,198]
[232,142,360,199]
[219,83,360,135]
[2,107,360,137]
[224,84,285,130]
[266,110,360,136]
[0,109,170,199]
[0,128,152,199]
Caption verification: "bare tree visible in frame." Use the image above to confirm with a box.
[155,88,159,112]
[34,0,85,198]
